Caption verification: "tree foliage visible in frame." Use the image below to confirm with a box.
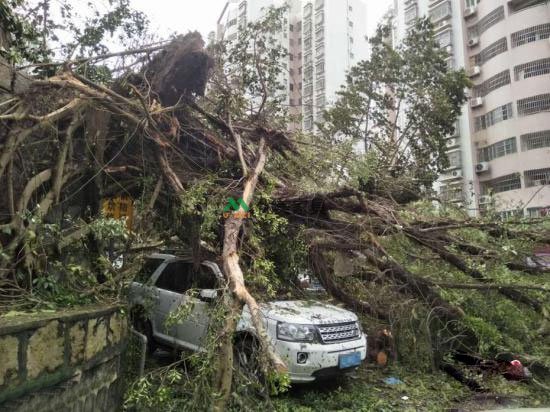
[322,18,470,187]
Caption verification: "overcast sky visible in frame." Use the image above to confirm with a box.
[130,0,393,40]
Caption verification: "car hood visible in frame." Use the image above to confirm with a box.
[260,300,357,325]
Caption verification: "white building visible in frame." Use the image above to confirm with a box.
[217,0,369,132]
[392,0,477,213]
[391,0,550,217]
[301,0,369,131]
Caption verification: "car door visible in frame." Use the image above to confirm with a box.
[152,260,196,349]
[174,263,221,350]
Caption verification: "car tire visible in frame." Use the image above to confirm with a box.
[131,309,156,355]
[233,335,263,381]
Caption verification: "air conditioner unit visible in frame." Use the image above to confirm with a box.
[468,37,479,47]
[468,65,481,78]
[451,169,463,178]
[464,6,477,18]
[470,97,483,108]
[532,179,547,186]
[476,162,489,173]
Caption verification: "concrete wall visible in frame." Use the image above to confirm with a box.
[0,305,128,411]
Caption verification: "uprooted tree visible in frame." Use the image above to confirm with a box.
[0,3,549,410]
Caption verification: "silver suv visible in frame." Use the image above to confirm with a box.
[129,253,367,383]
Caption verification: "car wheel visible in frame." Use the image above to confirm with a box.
[233,335,263,382]
[131,309,156,355]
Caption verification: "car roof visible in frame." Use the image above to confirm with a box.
[148,253,178,260]
[146,253,217,267]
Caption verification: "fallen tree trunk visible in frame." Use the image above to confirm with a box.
[213,136,287,411]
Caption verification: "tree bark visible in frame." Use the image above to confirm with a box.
[213,137,287,411]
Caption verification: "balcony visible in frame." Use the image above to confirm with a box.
[429,1,452,23]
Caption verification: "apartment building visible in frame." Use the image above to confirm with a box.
[466,0,550,217]
[392,0,550,217]
[217,0,299,125]
[301,0,369,131]
[217,0,369,132]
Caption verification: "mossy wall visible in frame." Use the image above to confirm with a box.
[0,305,128,411]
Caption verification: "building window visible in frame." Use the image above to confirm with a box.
[429,1,451,23]
[316,77,325,89]
[435,30,452,48]
[521,130,550,151]
[289,83,294,91]
[511,23,550,48]
[517,93,550,116]
[348,20,354,27]
[315,0,324,10]
[468,6,504,39]
[303,21,312,37]
[304,52,312,63]
[405,6,417,25]
[315,61,325,74]
[289,24,294,32]
[350,52,355,59]
[440,184,463,202]
[525,168,550,187]
[316,28,324,43]
[509,0,546,14]
[298,66,302,75]
[473,70,511,98]
[349,36,354,44]
[315,11,324,25]
[474,103,513,131]
[304,38,312,50]
[304,116,313,130]
[316,95,325,107]
[447,151,462,168]
[478,6,505,35]
[473,37,507,66]
[349,5,353,11]
[304,84,313,96]
[289,68,294,76]
[514,57,550,81]
[527,206,550,218]
[228,18,237,27]
[481,173,522,194]
[478,137,517,162]
[498,209,523,220]
[289,98,294,106]
[289,53,294,61]
[304,3,313,17]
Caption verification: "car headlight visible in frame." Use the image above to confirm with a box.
[277,322,317,342]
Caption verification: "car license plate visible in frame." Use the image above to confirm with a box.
[339,352,361,369]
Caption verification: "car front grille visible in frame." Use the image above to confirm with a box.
[317,322,360,344]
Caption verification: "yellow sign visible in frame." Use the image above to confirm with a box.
[102,196,134,230]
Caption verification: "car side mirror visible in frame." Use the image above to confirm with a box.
[199,289,218,302]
